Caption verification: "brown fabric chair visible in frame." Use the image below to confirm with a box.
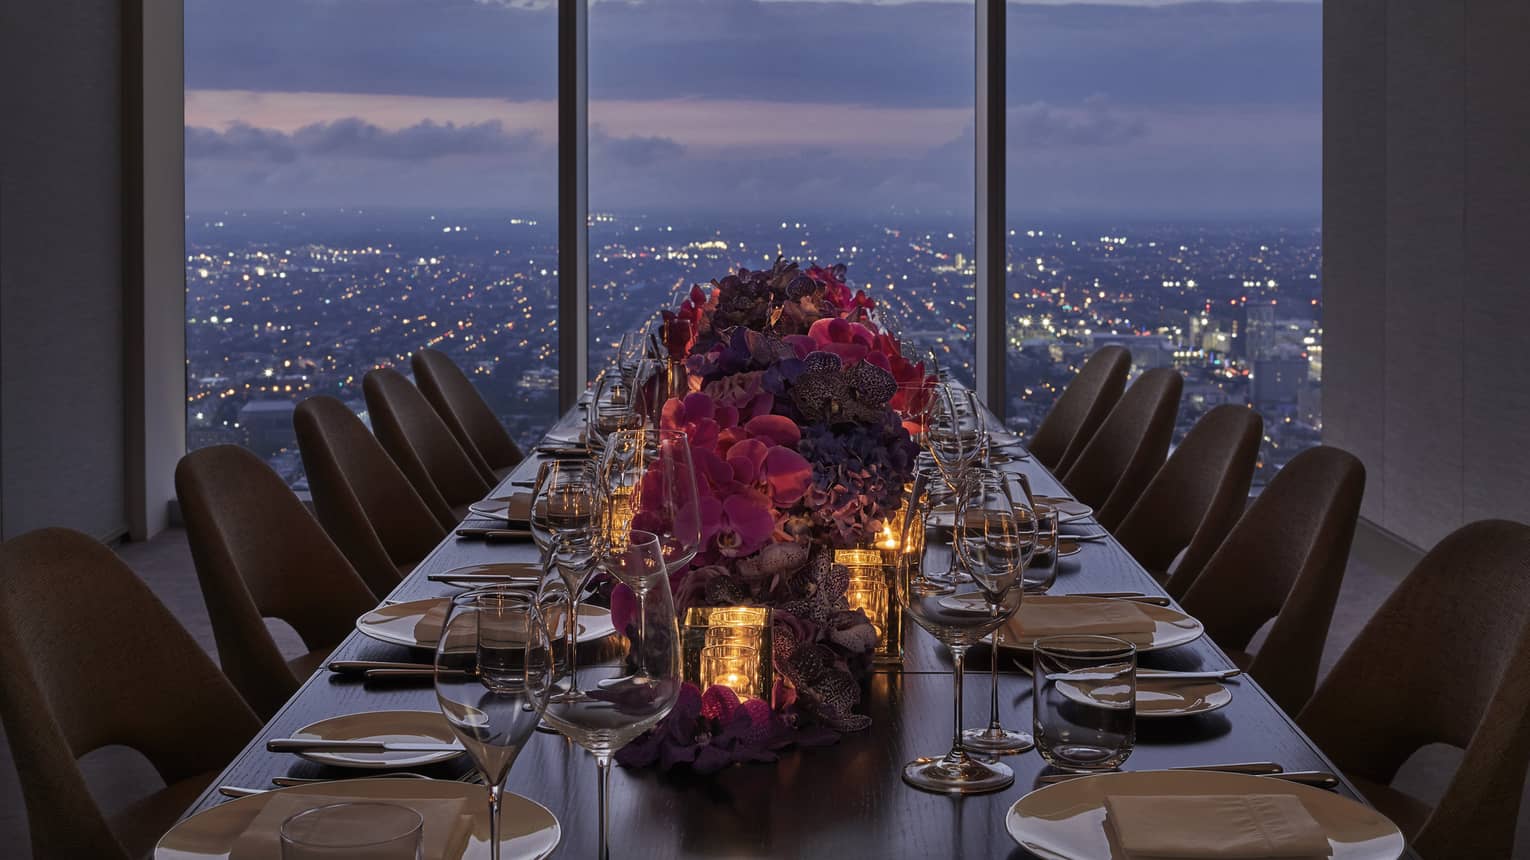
[1060,367,1182,524]
[412,348,525,483]
[1109,404,1263,584]
[0,528,260,859]
[1176,445,1364,713]
[363,367,491,529]
[1027,346,1130,474]
[295,395,446,600]
[1299,520,1530,859]
[177,445,378,719]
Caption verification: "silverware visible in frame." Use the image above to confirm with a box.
[267,738,464,754]
[454,527,534,542]
[1068,592,1172,606]
[218,785,266,798]
[272,773,432,786]
[1039,762,1288,784]
[1137,668,1243,681]
[328,660,432,674]
[1039,768,1340,790]
[365,668,440,682]
[426,572,537,585]
[535,446,589,458]
[1059,530,1110,543]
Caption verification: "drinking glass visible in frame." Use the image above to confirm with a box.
[536,530,682,860]
[596,428,702,574]
[630,357,685,429]
[962,473,1037,755]
[586,371,641,451]
[901,469,1026,794]
[546,530,598,698]
[1022,503,1059,593]
[434,588,551,860]
[927,385,987,495]
[280,802,422,860]
[617,329,648,377]
[529,459,595,566]
[1033,634,1137,772]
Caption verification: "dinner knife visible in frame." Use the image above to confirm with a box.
[328,660,433,674]
[1135,668,1244,681]
[1039,762,1286,783]
[364,668,439,682]
[454,527,534,542]
[218,785,267,798]
[426,572,538,585]
[267,738,465,754]
[1068,592,1173,606]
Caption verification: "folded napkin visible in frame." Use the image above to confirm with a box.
[413,599,450,644]
[1010,598,1155,639]
[1105,794,1330,859]
[230,791,472,860]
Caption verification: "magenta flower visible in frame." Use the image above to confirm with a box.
[709,490,775,558]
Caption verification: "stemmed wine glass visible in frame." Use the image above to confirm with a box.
[433,588,552,860]
[529,459,595,567]
[596,428,702,574]
[927,384,988,496]
[961,473,1038,755]
[901,468,1027,794]
[586,371,642,452]
[535,530,682,860]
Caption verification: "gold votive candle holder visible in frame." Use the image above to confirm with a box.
[682,606,773,702]
[834,545,904,665]
[700,644,759,700]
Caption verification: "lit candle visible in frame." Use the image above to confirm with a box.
[700,644,758,700]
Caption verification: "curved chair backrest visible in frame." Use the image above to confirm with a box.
[1111,404,1263,581]
[1178,445,1364,713]
[0,528,259,859]
[363,367,491,530]
[176,445,377,718]
[412,348,525,482]
[295,395,446,599]
[1060,367,1182,524]
[1028,346,1130,474]
[1299,520,1530,860]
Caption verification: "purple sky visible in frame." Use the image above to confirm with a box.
[184,0,1321,219]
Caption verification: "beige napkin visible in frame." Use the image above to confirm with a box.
[1011,598,1156,639]
[1105,794,1331,858]
[413,599,450,644]
[230,791,472,859]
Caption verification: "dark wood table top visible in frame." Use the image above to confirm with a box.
[183,408,1413,858]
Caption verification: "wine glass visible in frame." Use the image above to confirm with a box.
[901,468,1027,794]
[530,459,595,565]
[535,530,682,860]
[586,371,642,452]
[962,472,1037,755]
[434,588,552,860]
[631,357,685,430]
[596,428,702,574]
[927,385,987,496]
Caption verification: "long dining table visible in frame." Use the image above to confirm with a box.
[181,404,1414,858]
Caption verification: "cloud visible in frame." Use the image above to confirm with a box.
[187,118,540,162]
[590,126,685,167]
[1009,97,1148,148]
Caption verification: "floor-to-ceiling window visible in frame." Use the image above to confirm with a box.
[586,0,977,387]
[183,0,559,489]
[1004,0,1323,482]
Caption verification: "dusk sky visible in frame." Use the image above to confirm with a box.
[184,0,1321,219]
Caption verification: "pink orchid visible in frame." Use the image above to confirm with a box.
[708,490,775,558]
[725,438,813,506]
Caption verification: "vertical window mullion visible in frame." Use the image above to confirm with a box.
[558,0,590,413]
[975,0,1006,418]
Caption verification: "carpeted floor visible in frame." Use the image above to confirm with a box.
[0,526,1523,856]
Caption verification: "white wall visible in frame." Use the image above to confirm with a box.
[1323,0,1530,550]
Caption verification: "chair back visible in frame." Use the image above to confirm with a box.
[1028,346,1130,473]
[1178,445,1364,712]
[1112,404,1263,579]
[295,395,446,599]
[176,445,377,718]
[0,528,258,859]
[412,348,525,481]
[1299,519,1530,859]
[1060,367,1182,523]
[363,367,491,529]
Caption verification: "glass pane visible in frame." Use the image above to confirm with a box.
[587,0,976,386]
[184,0,558,489]
[1005,1,1322,484]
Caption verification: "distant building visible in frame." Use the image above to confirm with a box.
[238,399,297,457]
[1252,358,1308,408]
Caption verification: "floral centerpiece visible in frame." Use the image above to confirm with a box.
[616,259,928,772]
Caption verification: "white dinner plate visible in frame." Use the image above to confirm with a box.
[466,495,532,523]
[156,779,560,859]
[1055,677,1233,719]
[1033,496,1094,523]
[287,710,464,768]
[996,594,1204,653]
[1005,770,1404,860]
[357,599,616,650]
